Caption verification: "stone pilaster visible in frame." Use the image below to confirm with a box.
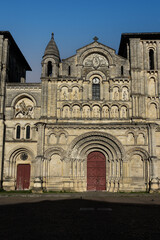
[33,123,45,191]
[0,120,5,188]
[148,124,159,191]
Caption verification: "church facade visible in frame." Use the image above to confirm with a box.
[0,31,160,192]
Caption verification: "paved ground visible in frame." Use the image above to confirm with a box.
[0,192,160,240]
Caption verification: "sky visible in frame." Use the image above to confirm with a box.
[1,0,160,82]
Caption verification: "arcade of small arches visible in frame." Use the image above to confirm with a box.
[61,104,129,119]
[58,84,130,101]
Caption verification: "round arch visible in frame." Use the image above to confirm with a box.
[67,131,125,160]
[8,146,35,163]
[11,93,37,107]
[126,147,150,161]
[79,48,114,65]
[44,147,65,161]
[86,71,106,81]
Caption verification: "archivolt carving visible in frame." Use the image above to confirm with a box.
[126,147,150,161]
[59,84,70,91]
[44,147,66,161]
[79,47,113,65]
[70,83,82,90]
[8,147,35,163]
[43,57,56,64]
[67,131,125,160]
[11,93,37,107]
[86,70,106,81]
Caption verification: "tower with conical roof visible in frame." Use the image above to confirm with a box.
[41,33,60,119]
[41,33,60,78]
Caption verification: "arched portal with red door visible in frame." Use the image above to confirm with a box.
[68,131,125,192]
[87,151,106,191]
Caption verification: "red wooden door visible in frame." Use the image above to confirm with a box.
[17,164,30,190]
[87,151,106,191]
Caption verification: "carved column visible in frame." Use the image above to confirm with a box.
[148,124,159,191]
[33,123,45,191]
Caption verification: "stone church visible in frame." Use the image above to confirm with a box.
[0,31,160,192]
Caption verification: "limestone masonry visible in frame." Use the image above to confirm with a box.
[0,31,160,192]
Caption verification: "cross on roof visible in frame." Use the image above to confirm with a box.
[93,36,99,42]
[51,32,54,39]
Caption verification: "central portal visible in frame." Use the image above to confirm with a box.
[87,151,106,191]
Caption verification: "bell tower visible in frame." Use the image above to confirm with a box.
[41,33,60,118]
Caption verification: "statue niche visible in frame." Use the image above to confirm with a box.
[82,106,90,118]
[15,98,34,118]
[113,87,119,100]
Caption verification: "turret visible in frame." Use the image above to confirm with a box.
[41,33,60,78]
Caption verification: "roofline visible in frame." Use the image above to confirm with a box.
[118,32,160,56]
[76,40,116,52]
[0,31,31,71]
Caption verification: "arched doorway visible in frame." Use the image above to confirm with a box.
[17,164,31,190]
[87,151,106,191]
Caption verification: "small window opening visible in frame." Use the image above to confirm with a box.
[149,49,154,70]
[68,66,71,76]
[26,126,30,139]
[16,125,21,139]
[121,66,124,75]
[47,61,52,76]
[92,77,100,100]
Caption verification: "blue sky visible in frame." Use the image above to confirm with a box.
[1,0,160,82]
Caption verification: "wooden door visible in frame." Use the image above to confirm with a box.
[87,151,106,191]
[17,164,30,190]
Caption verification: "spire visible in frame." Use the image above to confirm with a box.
[44,33,60,59]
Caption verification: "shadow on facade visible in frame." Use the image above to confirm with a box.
[0,198,160,240]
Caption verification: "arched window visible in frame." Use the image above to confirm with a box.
[149,49,154,70]
[121,66,124,75]
[26,125,31,139]
[16,125,21,139]
[68,66,71,76]
[47,61,52,76]
[92,77,100,100]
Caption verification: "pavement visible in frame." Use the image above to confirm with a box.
[0,192,160,240]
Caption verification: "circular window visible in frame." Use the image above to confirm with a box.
[20,153,28,161]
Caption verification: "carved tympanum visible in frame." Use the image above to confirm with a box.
[15,98,34,118]
[83,53,108,68]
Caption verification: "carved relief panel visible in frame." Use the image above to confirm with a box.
[61,87,69,100]
[122,87,129,100]
[83,53,108,68]
[82,105,90,118]
[72,105,81,118]
[102,106,109,118]
[71,87,79,100]
[92,105,100,118]
[15,98,34,119]
[113,87,119,100]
